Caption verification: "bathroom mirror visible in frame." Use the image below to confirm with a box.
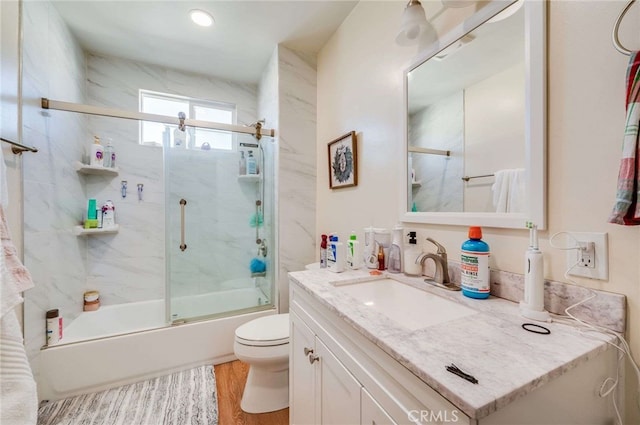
[402,0,546,229]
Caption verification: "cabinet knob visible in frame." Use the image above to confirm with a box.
[308,354,320,364]
[304,347,314,356]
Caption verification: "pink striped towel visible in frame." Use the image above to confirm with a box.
[609,51,640,225]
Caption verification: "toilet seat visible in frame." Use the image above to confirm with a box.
[235,313,289,347]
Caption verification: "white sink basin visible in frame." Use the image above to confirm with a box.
[334,278,476,331]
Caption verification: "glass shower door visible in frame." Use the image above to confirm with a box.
[165,131,274,323]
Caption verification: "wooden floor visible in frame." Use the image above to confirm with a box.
[214,361,289,425]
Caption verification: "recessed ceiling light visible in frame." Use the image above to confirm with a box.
[190,9,214,27]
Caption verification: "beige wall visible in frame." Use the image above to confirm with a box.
[317,1,640,421]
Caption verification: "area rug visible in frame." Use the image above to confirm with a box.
[37,365,218,425]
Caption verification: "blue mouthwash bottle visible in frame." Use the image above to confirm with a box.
[461,226,490,299]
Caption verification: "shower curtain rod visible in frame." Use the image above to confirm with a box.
[41,98,275,139]
[1,137,39,154]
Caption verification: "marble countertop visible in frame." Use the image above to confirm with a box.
[288,268,614,420]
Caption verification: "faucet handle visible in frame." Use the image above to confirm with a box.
[426,237,446,254]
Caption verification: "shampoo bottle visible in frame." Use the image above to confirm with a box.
[90,136,104,167]
[388,225,403,273]
[520,222,550,321]
[239,151,247,175]
[246,151,257,175]
[346,232,362,270]
[327,234,345,273]
[320,234,328,268]
[404,231,422,276]
[103,139,115,168]
[461,226,490,299]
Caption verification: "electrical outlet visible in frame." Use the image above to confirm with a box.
[577,241,596,268]
[567,232,608,280]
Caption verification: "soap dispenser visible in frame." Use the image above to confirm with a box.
[90,136,104,167]
[404,231,422,276]
[388,225,403,273]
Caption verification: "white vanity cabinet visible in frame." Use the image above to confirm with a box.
[291,311,362,425]
[289,275,621,425]
[290,284,469,425]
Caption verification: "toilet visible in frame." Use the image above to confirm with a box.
[233,313,290,413]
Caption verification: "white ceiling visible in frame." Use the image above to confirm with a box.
[51,0,360,84]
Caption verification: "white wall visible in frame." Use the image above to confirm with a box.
[20,0,89,386]
[317,1,640,422]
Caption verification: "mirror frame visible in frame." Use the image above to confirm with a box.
[401,0,546,229]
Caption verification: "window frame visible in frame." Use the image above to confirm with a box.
[138,89,237,150]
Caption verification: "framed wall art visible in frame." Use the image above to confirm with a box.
[328,131,357,189]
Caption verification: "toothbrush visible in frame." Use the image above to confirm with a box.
[520,221,550,322]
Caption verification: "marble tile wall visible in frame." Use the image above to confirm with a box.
[409,92,464,212]
[21,0,89,383]
[274,46,317,313]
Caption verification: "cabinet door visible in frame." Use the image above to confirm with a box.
[361,388,398,425]
[316,338,361,425]
[291,312,317,425]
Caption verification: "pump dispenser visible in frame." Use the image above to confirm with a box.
[520,222,550,321]
[404,231,422,276]
[388,225,403,273]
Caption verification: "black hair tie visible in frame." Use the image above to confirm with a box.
[522,323,550,335]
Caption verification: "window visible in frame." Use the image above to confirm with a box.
[139,90,236,150]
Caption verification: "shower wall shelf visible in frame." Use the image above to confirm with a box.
[75,161,119,176]
[238,174,261,182]
[73,225,119,236]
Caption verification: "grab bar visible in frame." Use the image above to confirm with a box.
[179,199,187,252]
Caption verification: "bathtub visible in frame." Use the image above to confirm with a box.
[38,287,276,401]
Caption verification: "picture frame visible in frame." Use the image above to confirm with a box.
[328,131,358,189]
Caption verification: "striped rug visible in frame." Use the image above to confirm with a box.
[37,365,218,425]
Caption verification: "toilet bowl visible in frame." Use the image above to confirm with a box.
[233,313,290,413]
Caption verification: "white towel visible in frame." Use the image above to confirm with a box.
[0,145,37,425]
[492,168,525,213]
[0,310,38,425]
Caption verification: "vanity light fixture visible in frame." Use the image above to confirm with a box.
[189,9,214,27]
[395,0,432,46]
[396,0,475,46]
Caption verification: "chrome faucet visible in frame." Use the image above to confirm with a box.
[417,238,456,289]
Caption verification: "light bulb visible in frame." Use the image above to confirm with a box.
[190,9,214,27]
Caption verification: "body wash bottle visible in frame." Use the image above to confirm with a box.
[90,136,104,167]
[103,139,115,168]
[346,232,362,270]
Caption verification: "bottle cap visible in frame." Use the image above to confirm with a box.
[408,231,417,244]
[349,233,357,241]
[46,309,59,319]
[469,226,483,239]
[84,290,100,302]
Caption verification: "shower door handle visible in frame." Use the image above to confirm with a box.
[179,199,187,252]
